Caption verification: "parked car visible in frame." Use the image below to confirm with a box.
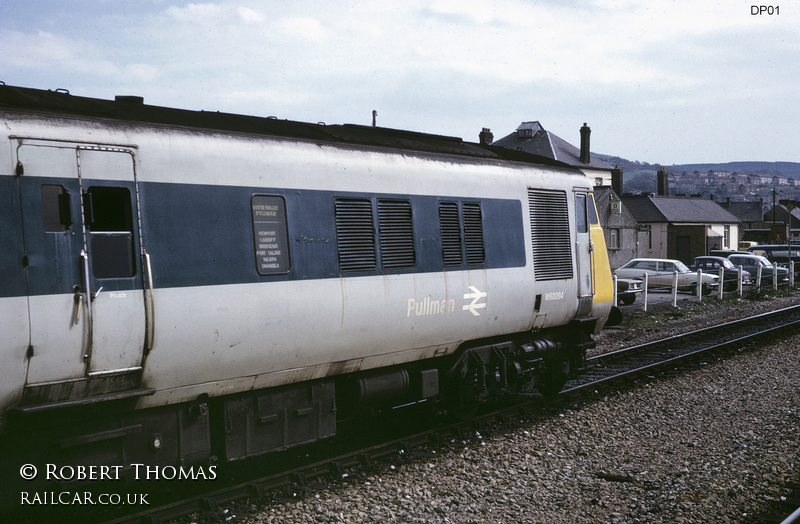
[688,256,751,292]
[727,253,789,285]
[746,244,800,280]
[615,258,718,294]
[615,277,644,305]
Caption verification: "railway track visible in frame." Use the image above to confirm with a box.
[23,305,800,524]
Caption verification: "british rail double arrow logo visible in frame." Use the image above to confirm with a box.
[462,286,488,316]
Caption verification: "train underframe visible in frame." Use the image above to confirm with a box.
[0,318,596,509]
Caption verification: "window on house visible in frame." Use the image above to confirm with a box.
[723,226,730,249]
[609,228,620,249]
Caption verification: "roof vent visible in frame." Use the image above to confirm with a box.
[115,95,144,104]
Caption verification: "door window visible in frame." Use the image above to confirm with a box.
[86,186,135,279]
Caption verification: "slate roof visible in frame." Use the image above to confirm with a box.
[492,121,612,170]
[719,201,764,223]
[621,195,741,224]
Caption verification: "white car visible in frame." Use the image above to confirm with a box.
[615,258,718,294]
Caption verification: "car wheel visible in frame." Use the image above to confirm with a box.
[619,294,635,305]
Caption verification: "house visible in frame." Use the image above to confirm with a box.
[621,193,741,264]
[764,203,800,241]
[593,186,643,269]
[719,198,769,244]
[489,122,615,186]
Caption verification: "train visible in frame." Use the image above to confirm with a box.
[0,84,614,500]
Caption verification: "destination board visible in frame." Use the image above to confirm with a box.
[251,195,290,275]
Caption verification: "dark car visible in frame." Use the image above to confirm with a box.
[688,256,751,292]
[746,244,800,280]
[727,253,789,285]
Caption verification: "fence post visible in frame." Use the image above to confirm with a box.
[673,270,679,306]
[773,263,778,291]
[791,261,795,291]
[694,269,701,302]
[643,273,648,312]
[613,274,618,307]
[718,266,724,299]
[756,265,763,288]
[738,266,743,297]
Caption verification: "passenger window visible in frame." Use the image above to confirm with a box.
[86,186,135,279]
[41,184,71,232]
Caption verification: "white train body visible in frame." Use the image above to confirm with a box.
[0,86,613,481]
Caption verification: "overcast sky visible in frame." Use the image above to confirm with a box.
[1,1,797,164]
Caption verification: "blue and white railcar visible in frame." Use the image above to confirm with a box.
[0,85,613,479]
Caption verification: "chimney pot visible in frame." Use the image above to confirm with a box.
[611,166,623,196]
[657,166,670,196]
[479,127,493,145]
[579,123,591,164]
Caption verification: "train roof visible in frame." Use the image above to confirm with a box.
[0,83,575,169]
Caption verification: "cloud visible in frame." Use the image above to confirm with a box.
[0,0,797,162]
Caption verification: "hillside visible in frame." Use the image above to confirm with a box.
[594,155,800,179]
[594,155,800,196]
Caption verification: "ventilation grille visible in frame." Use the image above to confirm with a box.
[378,199,416,269]
[335,198,377,272]
[462,202,485,265]
[439,201,463,266]
[529,189,573,280]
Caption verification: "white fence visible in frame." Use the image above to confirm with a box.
[613,261,796,311]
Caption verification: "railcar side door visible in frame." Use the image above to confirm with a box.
[574,190,594,317]
[18,143,147,394]
[77,147,147,376]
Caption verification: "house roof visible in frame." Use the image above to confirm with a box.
[621,195,741,224]
[492,121,612,170]
[719,201,764,222]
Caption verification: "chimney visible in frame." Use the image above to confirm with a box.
[579,123,591,164]
[657,166,669,196]
[611,165,623,195]
[479,128,493,145]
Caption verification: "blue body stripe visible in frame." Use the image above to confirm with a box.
[1,176,527,297]
[0,175,27,297]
